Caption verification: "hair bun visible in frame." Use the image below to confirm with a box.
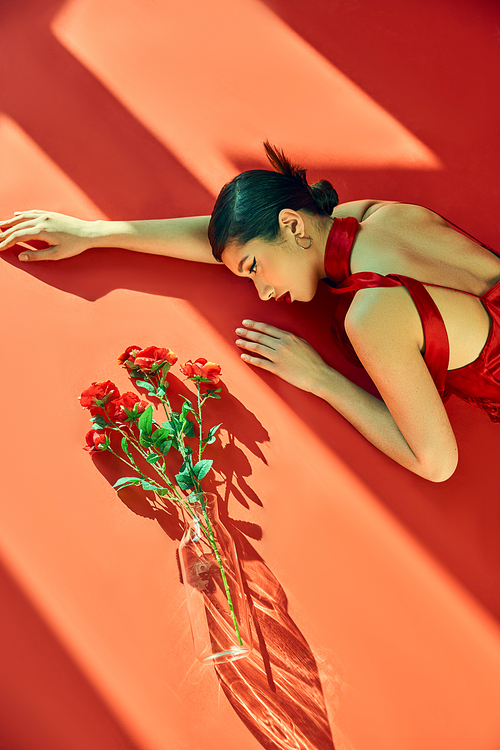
[264,141,339,216]
[263,141,308,186]
[310,180,338,216]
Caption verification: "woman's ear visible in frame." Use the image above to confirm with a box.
[278,208,305,236]
[278,209,306,239]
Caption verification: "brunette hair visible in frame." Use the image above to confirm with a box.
[208,142,338,261]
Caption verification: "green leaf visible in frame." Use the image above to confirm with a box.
[152,427,169,442]
[160,421,176,439]
[151,428,172,455]
[121,436,132,458]
[157,384,167,398]
[166,414,181,434]
[136,379,155,394]
[182,399,201,425]
[129,367,143,379]
[122,406,138,423]
[139,433,154,448]
[183,419,195,438]
[138,405,153,435]
[91,414,108,428]
[146,453,160,464]
[203,423,222,445]
[193,459,213,480]
[156,487,173,498]
[180,456,193,473]
[141,479,159,492]
[113,477,141,490]
[181,400,195,417]
[175,470,194,490]
[158,441,172,455]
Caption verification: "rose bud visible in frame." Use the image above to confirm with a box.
[84,429,110,452]
[180,358,221,384]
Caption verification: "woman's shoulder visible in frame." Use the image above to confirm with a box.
[333,200,448,226]
[331,199,389,221]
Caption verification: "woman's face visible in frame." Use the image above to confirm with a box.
[222,235,324,303]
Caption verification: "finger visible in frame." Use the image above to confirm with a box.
[17,245,58,262]
[235,327,280,346]
[13,210,46,219]
[0,210,45,227]
[240,352,275,371]
[0,217,33,230]
[0,226,46,251]
[241,319,289,338]
[0,218,39,236]
[236,337,276,356]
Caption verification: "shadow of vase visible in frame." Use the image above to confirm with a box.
[215,532,335,750]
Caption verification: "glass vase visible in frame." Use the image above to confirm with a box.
[178,492,252,664]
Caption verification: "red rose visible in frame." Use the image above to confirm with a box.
[84,429,110,452]
[180,358,221,384]
[133,346,178,373]
[80,381,120,414]
[110,391,148,422]
[118,345,142,371]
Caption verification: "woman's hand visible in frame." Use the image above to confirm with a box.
[235,319,329,392]
[0,210,96,260]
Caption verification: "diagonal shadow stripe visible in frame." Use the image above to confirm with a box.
[0,551,141,750]
[0,0,213,219]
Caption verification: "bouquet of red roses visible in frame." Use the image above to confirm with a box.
[81,346,222,504]
[79,347,252,662]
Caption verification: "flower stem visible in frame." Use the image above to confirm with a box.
[104,409,184,502]
[121,427,178,490]
[195,495,244,647]
[197,382,203,464]
[107,448,174,499]
[148,383,242,645]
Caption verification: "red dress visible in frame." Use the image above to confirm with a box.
[323,214,500,422]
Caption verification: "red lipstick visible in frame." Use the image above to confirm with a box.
[276,292,292,303]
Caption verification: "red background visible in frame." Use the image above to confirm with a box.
[1,1,500,748]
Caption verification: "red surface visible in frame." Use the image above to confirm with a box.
[1,1,500,749]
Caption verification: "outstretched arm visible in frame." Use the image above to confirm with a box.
[0,210,216,264]
[235,287,458,482]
